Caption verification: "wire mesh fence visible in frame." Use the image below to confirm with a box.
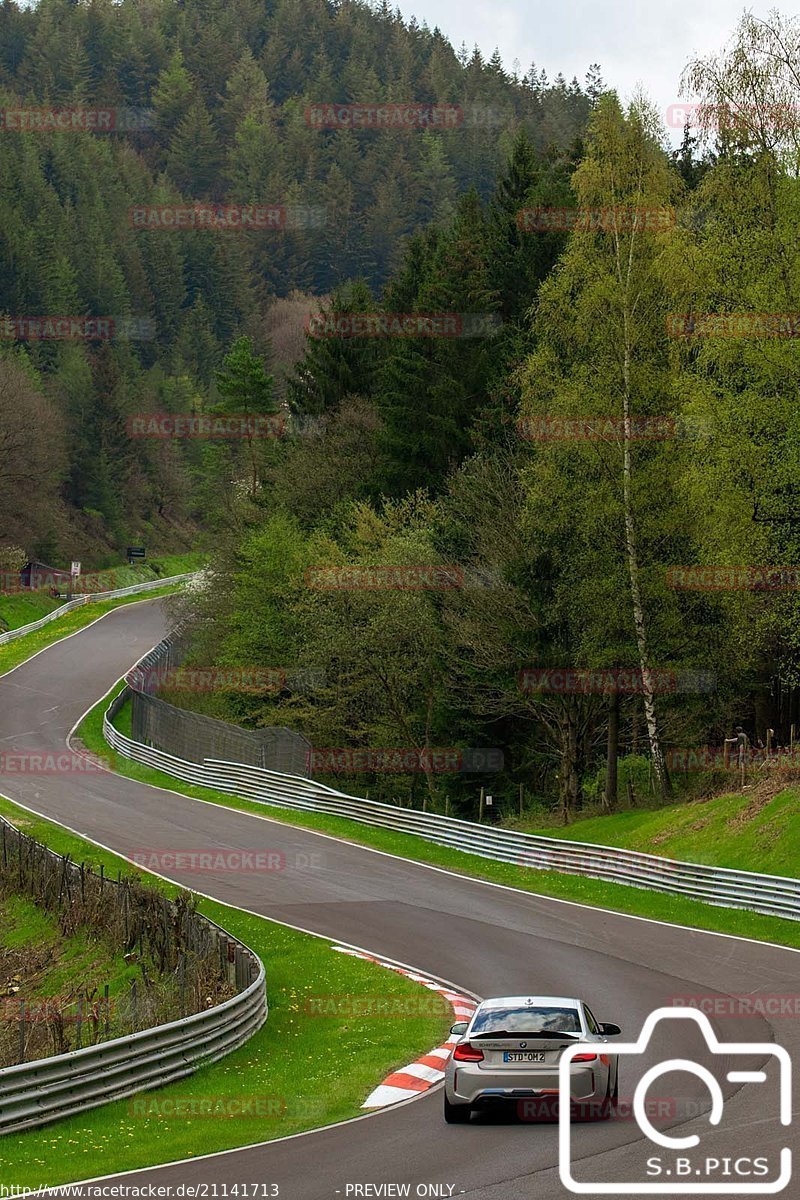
[125,631,312,776]
[0,817,256,1067]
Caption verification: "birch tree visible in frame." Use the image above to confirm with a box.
[520,94,683,798]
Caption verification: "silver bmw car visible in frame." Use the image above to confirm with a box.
[443,994,620,1123]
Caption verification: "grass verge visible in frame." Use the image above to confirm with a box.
[0,553,202,636]
[516,786,800,878]
[0,794,451,1186]
[78,685,800,956]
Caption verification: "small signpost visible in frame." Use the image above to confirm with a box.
[127,546,146,565]
[68,561,81,602]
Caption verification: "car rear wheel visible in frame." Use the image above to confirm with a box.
[444,1095,471,1124]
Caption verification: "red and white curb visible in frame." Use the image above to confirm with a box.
[331,945,477,1109]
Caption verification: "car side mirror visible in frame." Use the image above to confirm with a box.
[450,1021,469,1036]
[600,1022,621,1036]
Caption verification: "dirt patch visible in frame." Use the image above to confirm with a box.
[726,774,789,832]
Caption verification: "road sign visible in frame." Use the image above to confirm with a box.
[70,561,81,577]
[127,546,146,560]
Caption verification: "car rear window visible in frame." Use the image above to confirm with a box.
[471,1005,582,1035]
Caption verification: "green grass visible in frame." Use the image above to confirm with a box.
[0,796,451,1186]
[0,552,203,636]
[517,789,800,878]
[0,591,62,633]
[87,687,800,954]
[0,894,144,1034]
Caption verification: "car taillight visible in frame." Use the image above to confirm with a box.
[571,1052,597,1063]
[453,1042,484,1062]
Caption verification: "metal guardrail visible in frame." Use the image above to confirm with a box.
[0,815,267,1135]
[104,685,800,925]
[0,574,196,646]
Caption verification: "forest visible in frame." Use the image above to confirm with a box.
[4,2,800,819]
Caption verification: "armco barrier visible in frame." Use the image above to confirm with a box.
[0,573,197,646]
[0,815,266,1134]
[124,631,311,776]
[103,685,800,925]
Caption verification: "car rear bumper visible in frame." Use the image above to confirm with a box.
[449,1065,601,1105]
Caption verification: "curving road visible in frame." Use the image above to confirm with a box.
[0,599,797,1199]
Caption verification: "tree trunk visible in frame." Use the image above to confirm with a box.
[558,702,579,823]
[604,689,619,811]
[620,308,671,799]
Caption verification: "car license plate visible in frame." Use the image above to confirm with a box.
[503,1051,545,1063]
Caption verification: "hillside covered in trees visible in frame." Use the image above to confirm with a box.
[169,11,800,820]
[0,0,597,562]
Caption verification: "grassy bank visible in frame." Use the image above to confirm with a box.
[86,687,800,954]
[514,785,800,878]
[0,552,203,636]
[0,893,150,1069]
[0,795,451,1186]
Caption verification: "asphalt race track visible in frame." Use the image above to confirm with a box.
[0,599,797,1199]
